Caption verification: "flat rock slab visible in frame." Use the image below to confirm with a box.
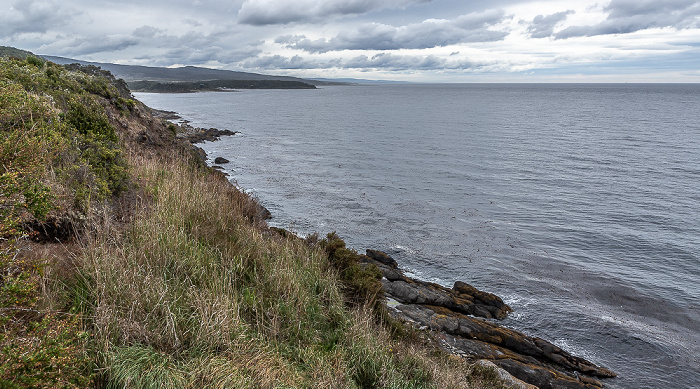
[363,249,616,389]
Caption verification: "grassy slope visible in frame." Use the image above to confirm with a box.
[0,55,509,388]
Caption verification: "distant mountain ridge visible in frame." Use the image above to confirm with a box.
[0,46,39,60]
[41,55,341,86]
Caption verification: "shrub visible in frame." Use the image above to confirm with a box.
[321,232,383,307]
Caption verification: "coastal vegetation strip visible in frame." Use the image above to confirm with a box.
[129,79,317,92]
[0,53,509,387]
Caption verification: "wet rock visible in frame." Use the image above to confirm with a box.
[180,127,239,144]
[214,156,230,164]
[366,249,398,268]
[363,251,511,319]
[389,302,614,389]
[476,360,538,389]
[494,359,604,389]
[368,248,616,389]
[360,254,405,281]
[382,276,511,320]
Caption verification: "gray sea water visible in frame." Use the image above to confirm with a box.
[135,83,700,389]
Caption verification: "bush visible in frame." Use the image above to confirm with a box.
[320,232,383,307]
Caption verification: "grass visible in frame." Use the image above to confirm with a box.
[0,53,515,388]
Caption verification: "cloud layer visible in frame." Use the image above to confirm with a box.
[2,0,699,81]
[556,0,700,39]
[238,0,433,25]
[276,10,508,53]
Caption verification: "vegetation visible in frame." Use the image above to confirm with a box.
[0,51,511,388]
[128,79,316,92]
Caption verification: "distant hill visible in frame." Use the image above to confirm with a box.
[41,55,341,87]
[128,79,316,92]
[0,46,40,60]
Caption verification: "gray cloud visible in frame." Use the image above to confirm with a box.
[243,52,490,71]
[0,0,77,37]
[238,0,432,26]
[39,35,140,56]
[276,9,508,53]
[555,0,700,39]
[133,26,162,38]
[344,52,490,70]
[135,32,264,66]
[527,10,574,38]
[243,54,336,69]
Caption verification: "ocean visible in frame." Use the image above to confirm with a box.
[135,83,700,388]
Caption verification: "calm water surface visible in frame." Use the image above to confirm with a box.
[135,84,700,388]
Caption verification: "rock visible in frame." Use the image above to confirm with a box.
[362,251,511,319]
[367,247,616,388]
[391,303,615,384]
[366,249,398,268]
[180,127,239,144]
[476,360,539,389]
[494,359,604,389]
[257,205,272,220]
[214,156,230,164]
[380,277,511,320]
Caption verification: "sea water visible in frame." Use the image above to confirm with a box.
[135,83,700,388]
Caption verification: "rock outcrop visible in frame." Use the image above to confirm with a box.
[362,250,616,389]
[179,127,239,144]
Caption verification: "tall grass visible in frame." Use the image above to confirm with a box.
[71,150,501,388]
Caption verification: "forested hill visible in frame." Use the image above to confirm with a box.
[41,55,339,86]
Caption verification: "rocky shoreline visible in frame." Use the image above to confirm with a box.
[171,112,616,389]
[361,250,616,389]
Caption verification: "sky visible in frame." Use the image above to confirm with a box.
[2,0,699,82]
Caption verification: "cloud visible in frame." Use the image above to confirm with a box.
[555,0,700,39]
[39,36,140,56]
[0,0,77,37]
[527,10,574,38]
[243,54,336,69]
[238,0,432,25]
[243,52,491,71]
[276,9,508,53]
[133,25,162,38]
[344,52,491,70]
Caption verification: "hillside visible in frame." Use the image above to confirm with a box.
[41,55,340,87]
[0,46,39,61]
[0,52,508,387]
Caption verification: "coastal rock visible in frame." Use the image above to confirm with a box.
[367,249,615,389]
[360,251,405,281]
[494,359,604,389]
[394,304,614,379]
[364,252,511,319]
[180,127,239,144]
[365,249,398,268]
[476,360,538,389]
[214,156,230,164]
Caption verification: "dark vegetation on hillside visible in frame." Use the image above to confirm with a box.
[0,51,505,388]
[129,79,316,92]
[41,55,345,86]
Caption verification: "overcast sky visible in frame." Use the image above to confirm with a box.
[2,0,699,82]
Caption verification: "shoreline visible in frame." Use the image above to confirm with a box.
[177,118,617,389]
